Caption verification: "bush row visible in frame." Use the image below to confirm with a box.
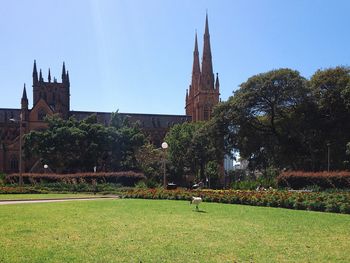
[277,171,350,189]
[0,183,130,194]
[5,172,146,187]
[123,188,350,214]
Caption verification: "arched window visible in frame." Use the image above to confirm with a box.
[38,108,46,121]
[10,155,18,171]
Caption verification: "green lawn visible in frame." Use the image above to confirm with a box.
[0,198,349,262]
[0,193,101,200]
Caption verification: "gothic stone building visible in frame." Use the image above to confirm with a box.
[0,14,219,173]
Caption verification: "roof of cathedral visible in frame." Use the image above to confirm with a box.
[70,110,191,129]
[0,108,21,123]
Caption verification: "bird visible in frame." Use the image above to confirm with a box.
[190,196,202,211]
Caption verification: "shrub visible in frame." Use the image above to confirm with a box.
[277,171,350,189]
[0,172,6,186]
[123,188,350,214]
[5,172,146,187]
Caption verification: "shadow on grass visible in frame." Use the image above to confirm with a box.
[193,210,207,213]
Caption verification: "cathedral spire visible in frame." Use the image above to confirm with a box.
[33,60,38,84]
[191,31,201,94]
[66,70,70,86]
[192,31,200,76]
[215,73,220,90]
[22,83,27,100]
[48,68,51,83]
[39,69,43,82]
[62,62,66,81]
[201,12,214,90]
[21,83,28,110]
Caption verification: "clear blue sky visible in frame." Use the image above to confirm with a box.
[1,0,350,115]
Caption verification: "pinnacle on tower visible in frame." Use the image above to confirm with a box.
[62,62,66,81]
[33,60,38,84]
[39,69,43,82]
[48,68,51,83]
[21,83,28,110]
[215,73,220,90]
[66,70,70,86]
[22,83,27,100]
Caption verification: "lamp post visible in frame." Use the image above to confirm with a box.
[44,164,48,174]
[161,142,168,188]
[10,113,23,186]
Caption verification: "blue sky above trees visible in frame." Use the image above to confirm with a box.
[1,0,349,114]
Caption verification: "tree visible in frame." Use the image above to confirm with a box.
[211,68,311,170]
[308,66,350,170]
[165,121,219,182]
[135,142,163,184]
[108,111,146,171]
[24,112,146,173]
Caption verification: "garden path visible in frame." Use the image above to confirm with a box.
[0,196,118,205]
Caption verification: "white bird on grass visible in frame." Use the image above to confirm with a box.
[190,196,202,211]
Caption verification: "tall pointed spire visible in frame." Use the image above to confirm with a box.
[192,31,200,76]
[39,69,43,82]
[201,12,214,90]
[21,83,28,110]
[22,83,27,100]
[66,70,70,85]
[62,62,66,81]
[215,73,220,90]
[33,60,38,84]
[204,11,209,36]
[191,31,201,94]
[48,68,51,83]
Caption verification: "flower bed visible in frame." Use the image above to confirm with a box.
[123,188,350,214]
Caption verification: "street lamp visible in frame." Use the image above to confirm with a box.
[10,113,23,186]
[161,142,168,188]
[44,164,48,174]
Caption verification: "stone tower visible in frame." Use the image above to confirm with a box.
[32,60,70,119]
[185,14,220,121]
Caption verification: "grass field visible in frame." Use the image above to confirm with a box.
[0,193,100,200]
[0,198,349,262]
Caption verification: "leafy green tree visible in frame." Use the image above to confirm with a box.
[211,68,311,170]
[165,121,219,182]
[309,66,350,170]
[108,111,146,171]
[24,112,146,173]
[135,142,163,183]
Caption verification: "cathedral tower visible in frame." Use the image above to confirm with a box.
[185,14,220,122]
[32,61,70,119]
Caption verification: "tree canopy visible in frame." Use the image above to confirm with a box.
[210,67,350,171]
[24,112,146,173]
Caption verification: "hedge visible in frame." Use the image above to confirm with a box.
[5,172,146,187]
[123,188,350,214]
[277,171,350,189]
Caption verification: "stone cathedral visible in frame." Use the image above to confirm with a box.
[0,14,220,173]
